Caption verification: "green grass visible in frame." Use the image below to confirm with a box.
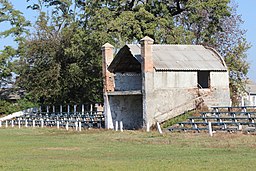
[0,128,256,171]
[162,110,195,128]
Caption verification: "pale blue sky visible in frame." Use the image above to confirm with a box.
[236,0,256,82]
[0,0,255,81]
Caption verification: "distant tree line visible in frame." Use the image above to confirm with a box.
[0,0,250,108]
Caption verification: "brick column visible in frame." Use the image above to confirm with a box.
[102,43,114,92]
[141,36,154,72]
[102,43,114,129]
[140,36,154,129]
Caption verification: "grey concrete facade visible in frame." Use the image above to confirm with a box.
[114,73,142,91]
[109,95,143,129]
[102,36,231,129]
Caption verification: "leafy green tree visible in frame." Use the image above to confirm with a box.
[0,0,30,87]
[1,0,250,106]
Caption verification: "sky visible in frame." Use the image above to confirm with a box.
[236,0,256,82]
[0,0,255,81]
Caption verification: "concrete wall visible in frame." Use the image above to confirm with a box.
[211,72,229,87]
[154,71,197,89]
[109,95,143,129]
[145,70,230,125]
[241,94,256,106]
[114,73,142,91]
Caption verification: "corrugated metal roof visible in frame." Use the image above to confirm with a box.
[127,44,227,71]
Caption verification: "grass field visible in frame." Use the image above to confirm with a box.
[0,128,256,171]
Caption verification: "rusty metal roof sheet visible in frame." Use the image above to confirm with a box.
[127,44,227,71]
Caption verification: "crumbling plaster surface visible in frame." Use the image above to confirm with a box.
[109,95,143,129]
[114,73,142,91]
[144,71,231,125]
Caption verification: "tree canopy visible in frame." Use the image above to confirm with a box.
[0,0,250,105]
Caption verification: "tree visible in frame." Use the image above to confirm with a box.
[2,0,250,105]
[0,0,30,88]
[213,1,250,105]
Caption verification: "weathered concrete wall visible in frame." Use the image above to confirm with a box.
[154,71,197,89]
[211,72,229,87]
[114,73,142,91]
[151,88,198,123]
[203,71,231,106]
[145,71,231,125]
[109,95,143,129]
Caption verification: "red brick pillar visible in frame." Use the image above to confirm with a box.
[102,43,114,92]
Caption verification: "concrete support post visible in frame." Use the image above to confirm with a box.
[5,120,8,128]
[66,121,69,130]
[75,121,78,131]
[11,120,14,127]
[208,122,213,137]
[41,119,44,128]
[46,106,49,113]
[156,122,163,134]
[78,121,82,132]
[90,104,93,113]
[0,121,2,127]
[57,121,60,129]
[115,120,119,131]
[53,105,55,113]
[74,105,77,114]
[67,105,70,114]
[120,121,123,132]
[82,104,84,114]
[18,119,21,129]
[60,105,62,114]
[146,122,150,132]
[25,119,28,127]
[32,120,35,127]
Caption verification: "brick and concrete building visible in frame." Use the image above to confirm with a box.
[102,36,231,130]
[240,80,256,106]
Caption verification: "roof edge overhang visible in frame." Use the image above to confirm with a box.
[155,69,228,72]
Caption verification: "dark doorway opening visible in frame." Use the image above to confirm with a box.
[198,71,210,88]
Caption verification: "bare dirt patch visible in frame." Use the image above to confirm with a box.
[40,147,80,151]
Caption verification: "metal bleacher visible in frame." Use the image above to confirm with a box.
[168,106,256,133]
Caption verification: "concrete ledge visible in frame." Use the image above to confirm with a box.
[107,90,142,96]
